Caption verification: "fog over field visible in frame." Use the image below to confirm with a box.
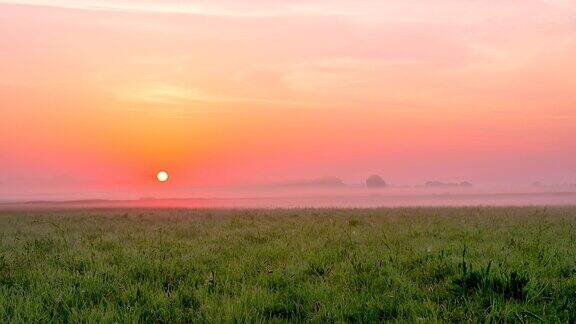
[2,177,576,208]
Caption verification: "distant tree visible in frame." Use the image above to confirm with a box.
[282,177,345,187]
[425,181,471,188]
[425,181,445,187]
[366,175,387,188]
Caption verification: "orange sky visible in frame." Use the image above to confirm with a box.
[1,0,575,199]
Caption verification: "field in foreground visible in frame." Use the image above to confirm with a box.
[1,207,575,322]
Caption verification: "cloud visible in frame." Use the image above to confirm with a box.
[114,83,322,113]
[0,0,353,18]
[2,0,573,25]
[118,84,223,105]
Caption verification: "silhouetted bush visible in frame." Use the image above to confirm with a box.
[366,175,386,188]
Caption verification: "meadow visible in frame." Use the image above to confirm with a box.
[0,206,575,322]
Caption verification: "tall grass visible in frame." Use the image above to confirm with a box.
[0,207,575,321]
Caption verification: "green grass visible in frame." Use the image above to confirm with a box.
[1,207,575,322]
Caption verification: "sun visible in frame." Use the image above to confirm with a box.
[156,171,169,182]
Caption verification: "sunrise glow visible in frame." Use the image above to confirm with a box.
[0,0,575,201]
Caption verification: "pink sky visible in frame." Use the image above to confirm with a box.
[1,0,575,199]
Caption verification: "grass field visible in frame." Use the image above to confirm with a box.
[1,207,575,322]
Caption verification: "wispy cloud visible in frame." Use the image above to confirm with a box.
[115,83,324,111]
[2,0,574,25]
[0,0,327,17]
